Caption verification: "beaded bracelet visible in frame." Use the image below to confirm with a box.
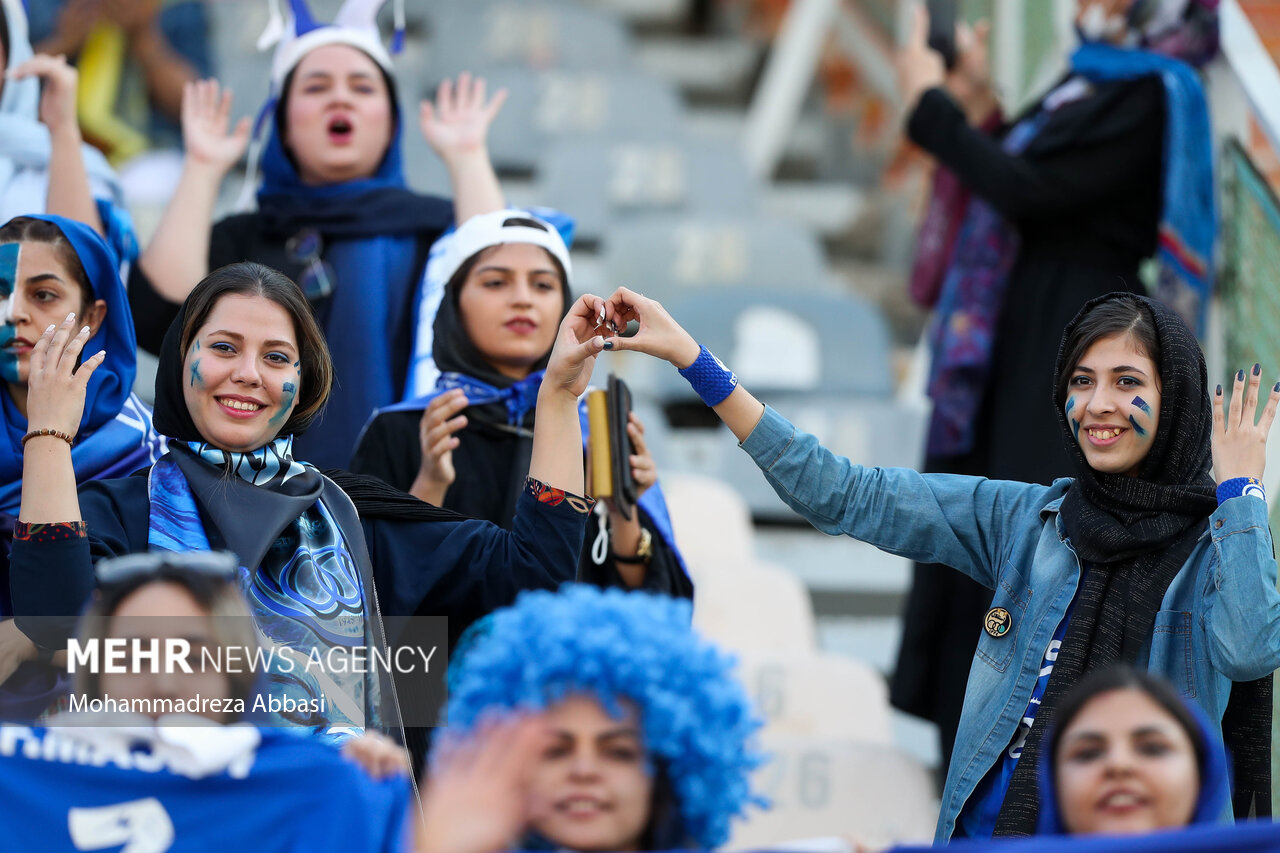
[21,428,74,448]
[677,345,738,407]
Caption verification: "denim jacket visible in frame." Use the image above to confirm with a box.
[742,407,1280,841]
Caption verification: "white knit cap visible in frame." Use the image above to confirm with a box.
[438,210,574,286]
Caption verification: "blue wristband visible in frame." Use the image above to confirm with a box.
[678,345,738,407]
[1216,477,1266,505]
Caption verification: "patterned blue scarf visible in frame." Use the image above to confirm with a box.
[147,438,377,741]
[1070,41,1216,334]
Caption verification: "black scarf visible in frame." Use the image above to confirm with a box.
[994,293,1271,834]
[153,293,459,525]
[430,264,573,430]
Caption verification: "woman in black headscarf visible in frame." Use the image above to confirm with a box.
[352,209,690,598]
[595,286,1280,841]
[8,260,605,749]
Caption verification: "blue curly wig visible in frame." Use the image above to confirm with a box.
[437,585,764,848]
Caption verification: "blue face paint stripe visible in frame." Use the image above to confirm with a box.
[1065,397,1080,440]
[1131,396,1152,417]
[1128,414,1148,437]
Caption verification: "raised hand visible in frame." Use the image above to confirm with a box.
[411,390,469,504]
[895,4,946,110]
[181,80,251,173]
[10,54,81,138]
[420,72,509,162]
[543,294,609,399]
[418,715,551,853]
[600,287,700,368]
[1212,364,1280,485]
[25,313,104,442]
[340,731,412,781]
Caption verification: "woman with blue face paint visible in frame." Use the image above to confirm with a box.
[0,214,164,722]
[8,260,607,749]
[127,0,508,468]
[598,287,1280,840]
[893,0,1218,780]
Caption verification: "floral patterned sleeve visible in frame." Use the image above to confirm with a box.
[13,521,88,542]
[526,477,595,515]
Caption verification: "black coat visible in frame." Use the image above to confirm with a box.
[351,410,693,600]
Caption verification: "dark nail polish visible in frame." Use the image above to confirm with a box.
[1217,385,1223,396]
[1254,363,1261,376]
[1274,382,1279,393]
[602,340,614,350]
[1237,369,1245,381]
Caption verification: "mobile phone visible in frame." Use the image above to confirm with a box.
[608,373,637,521]
[927,0,958,70]
[586,374,637,521]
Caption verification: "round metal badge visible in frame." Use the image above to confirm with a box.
[984,607,1012,638]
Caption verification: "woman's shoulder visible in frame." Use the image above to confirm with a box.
[78,471,150,513]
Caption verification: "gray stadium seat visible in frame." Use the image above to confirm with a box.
[603,214,832,303]
[418,68,687,175]
[637,289,924,520]
[424,1,633,76]
[537,136,760,243]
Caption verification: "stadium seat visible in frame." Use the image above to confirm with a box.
[537,136,760,243]
[737,652,894,744]
[424,1,634,76]
[603,214,832,303]
[728,733,939,850]
[692,560,817,655]
[657,473,757,581]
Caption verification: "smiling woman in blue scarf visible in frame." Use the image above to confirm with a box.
[0,214,164,722]
[127,0,508,468]
[890,0,1219,782]
[8,258,604,751]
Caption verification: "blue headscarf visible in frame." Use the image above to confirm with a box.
[0,215,163,515]
[251,46,450,467]
[1070,41,1216,336]
[1036,685,1233,834]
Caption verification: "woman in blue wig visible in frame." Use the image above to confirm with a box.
[0,214,164,721]
[423,585,762,852]
[0,0,135,259]
[9,259,607,747]
[129,0,507,467]
[1039,665,1230,836]
[352,209,691,599]
[891,0,1219,785]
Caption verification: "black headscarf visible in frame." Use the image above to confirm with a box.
[995,293,1270,834]
[430,250,572,430]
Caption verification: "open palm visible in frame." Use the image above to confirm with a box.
[182,80,251,173]
[420,72,508,159]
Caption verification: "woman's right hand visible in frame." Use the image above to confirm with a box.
[181,79,251,174]
[412,390,469,503]
[24,314,104,441]
[601,287,701,368]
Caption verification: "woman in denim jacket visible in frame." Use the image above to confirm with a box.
[598,288,1280,841]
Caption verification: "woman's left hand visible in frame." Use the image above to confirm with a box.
[340,731,412,780]
[626,412,657,500]
[1211,365,1280,484]
[420,72,509,161]
[0,620,37,688]
[10,54,80,138]
[896,4,946,111]
[543,294,609,399]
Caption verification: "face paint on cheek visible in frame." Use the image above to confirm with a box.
[0,243,19,384]
[1128,395,1152,438]
[1065,396,1081,441]
[187,342,203,388]
[270,380,298,428]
